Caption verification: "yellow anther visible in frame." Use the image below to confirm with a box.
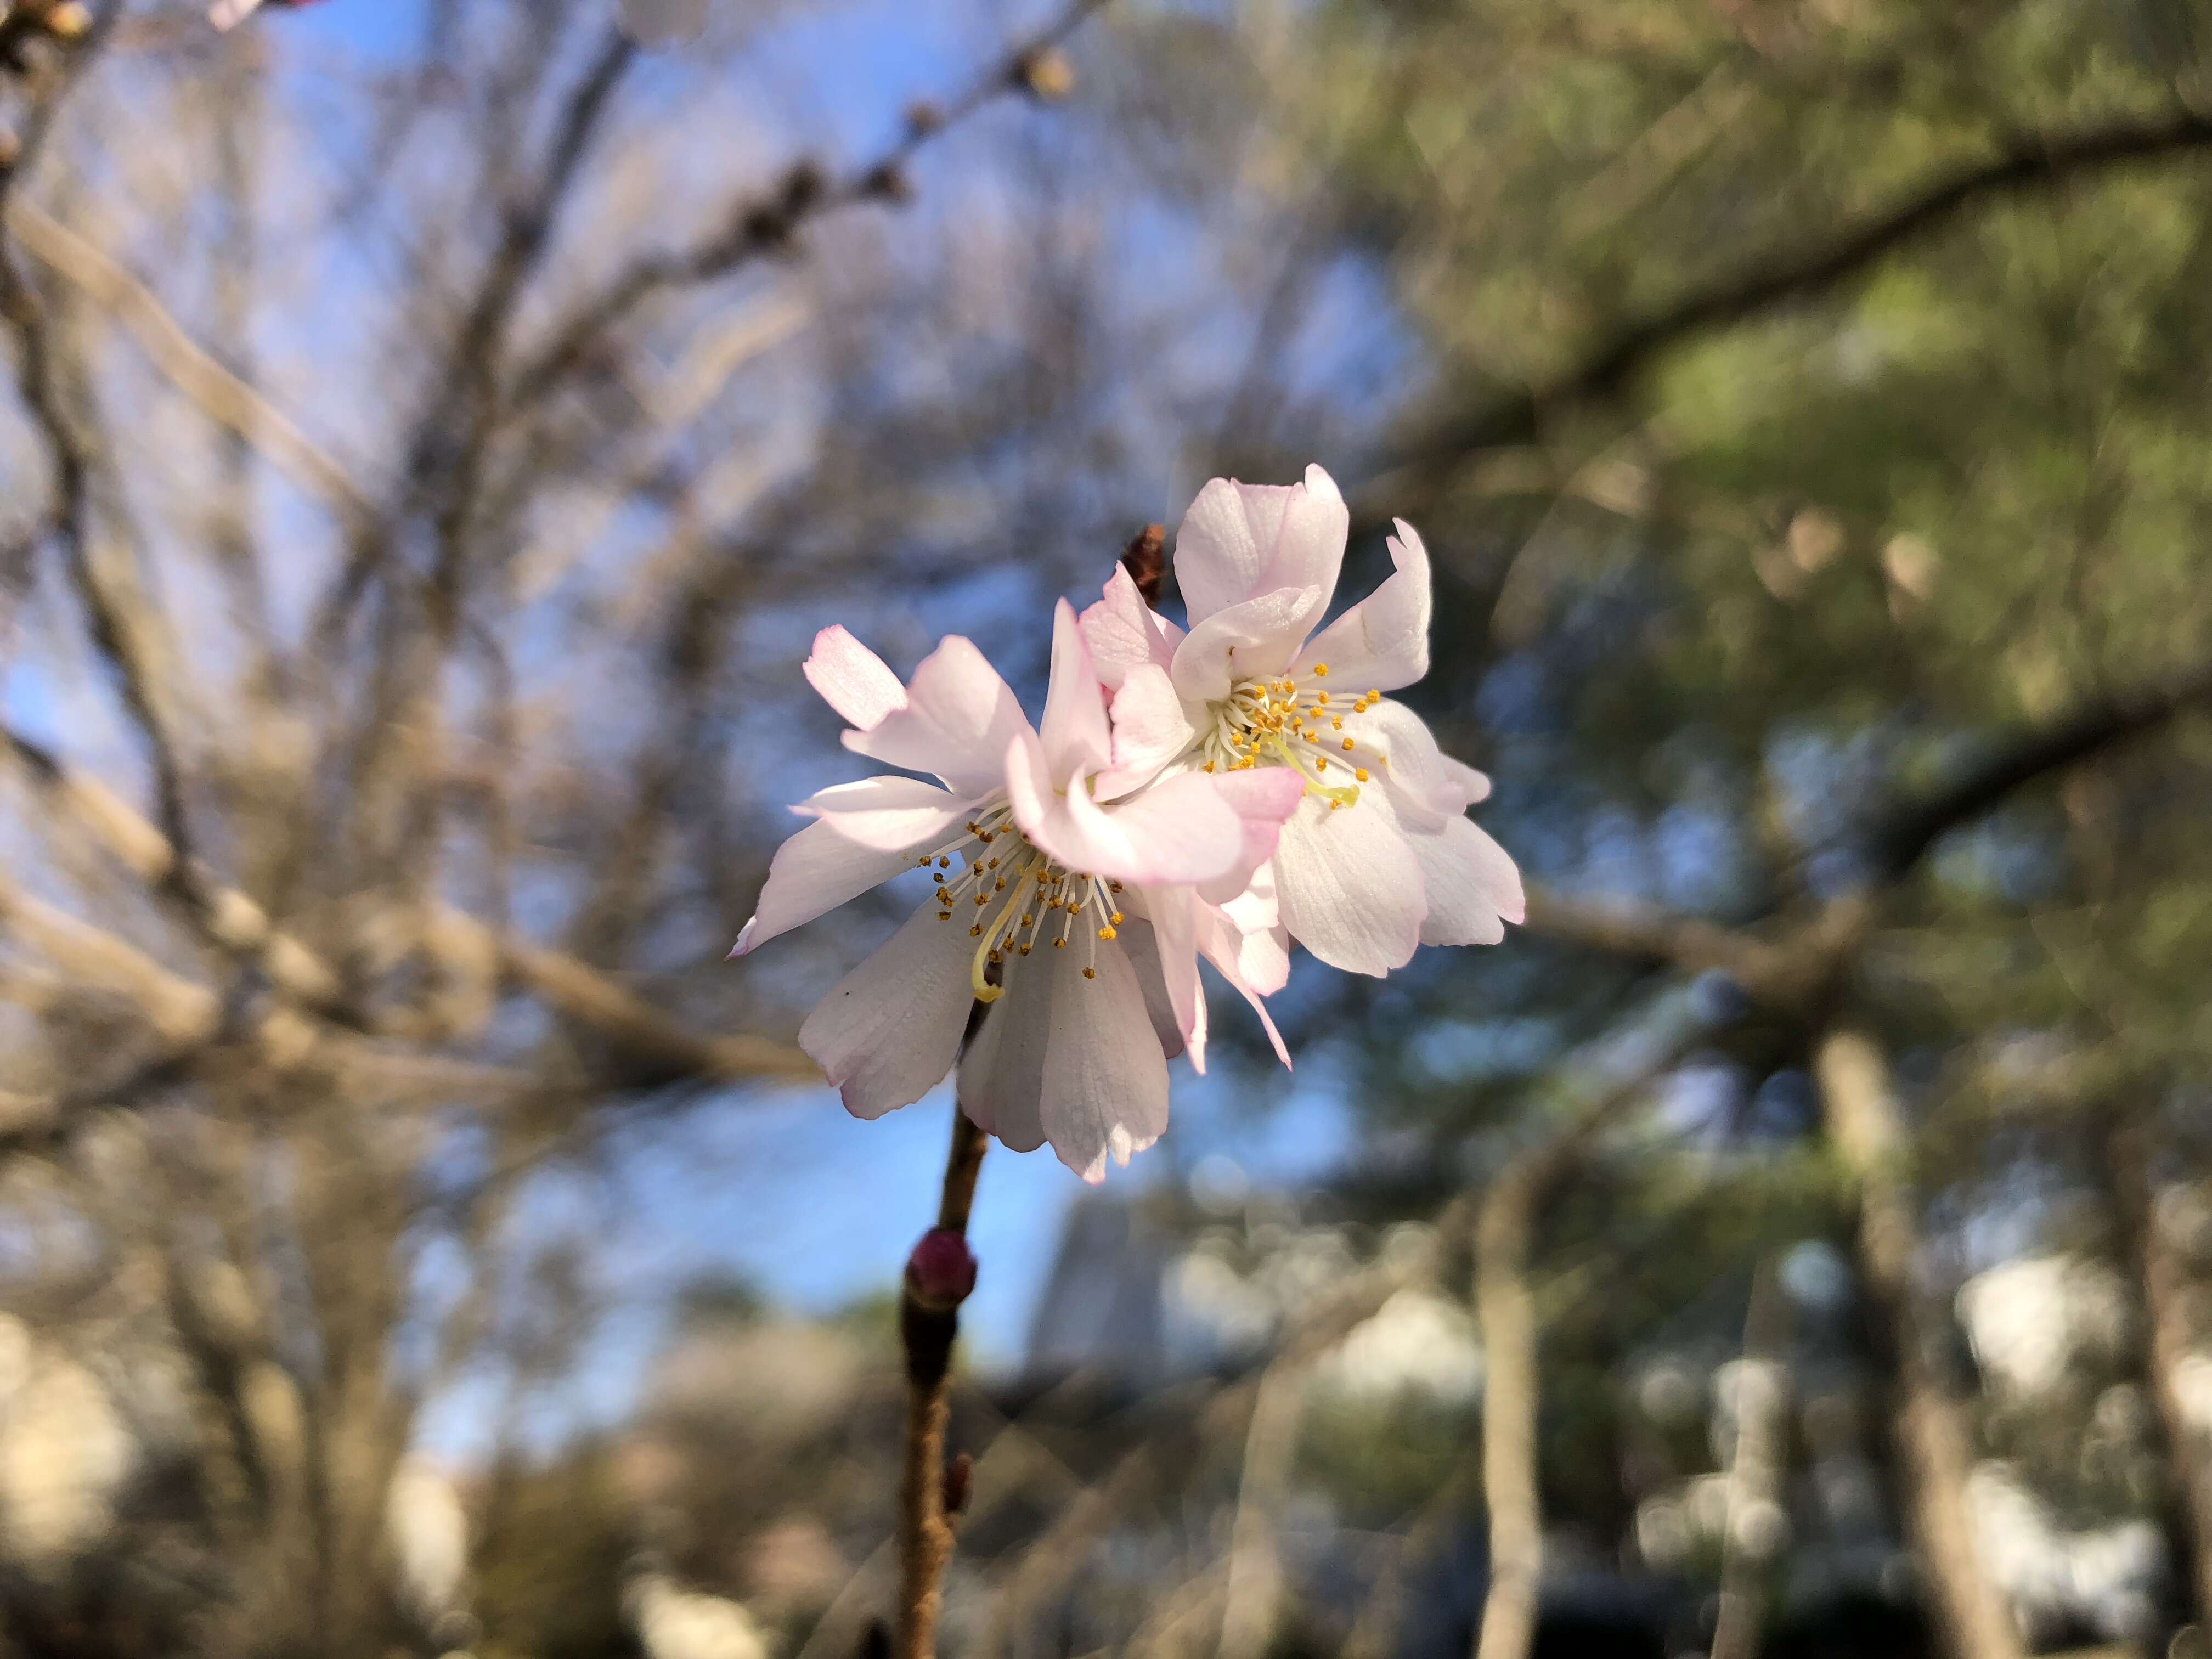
[1355,767,1369,782]
[1098,926,1118,940]
[1316,758,1328,772]
[1341,737,1355,751]
[938,856,951,868]
[1313,663,1329,676]
[1203,761,1217,772]
[1331,716,1343,729]
[1328,799,1341,810]
[1053,937,1066,949]
[987,857,999,869]
[994,877,1007,890]
[1109,910,1124,924]
[1020,913,1034,926]
[969,924,984,937]
[1109,882,1123,892]
[975,893,990,907]
[938,911,952,921]
[1018,944,1032,956]
[1366,689,1380,701]
[1082,966,1097,979]
[1317,690,1330,704]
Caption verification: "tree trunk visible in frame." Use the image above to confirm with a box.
[1474,1170,1543,1659]
[2107,1118,2212,1627]
[1814,1028,2024,1659]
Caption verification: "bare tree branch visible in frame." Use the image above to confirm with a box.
[502,0,1116,413]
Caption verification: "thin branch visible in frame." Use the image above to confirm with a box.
[0,725,811,1085]
[1866,662,2212,879]
[895,1108,989,1658]
[5,196,375,524]
[1380,108,2212,490]
[502,0,1115,413]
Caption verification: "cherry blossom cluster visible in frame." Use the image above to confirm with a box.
[733,466,1523,1181]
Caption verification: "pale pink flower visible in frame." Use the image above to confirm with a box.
[1080,464,1523,977]
[734,603,1301,1181]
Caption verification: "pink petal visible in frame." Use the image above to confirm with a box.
[1175,467,1348,627]
[798,775,974,852]
[1037,600,1114,784]
[1080,566,1183,691]
[803,625,908,730]
[1060,769,1245,884]
[1093,664,1197,800]
[1294,518,1431,694]
[1193,767,1306,905]
[844,634,1029,800]
[730,817,925,957]
[799,904,977,1119]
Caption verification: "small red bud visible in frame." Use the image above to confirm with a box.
[905,1227,977,1311]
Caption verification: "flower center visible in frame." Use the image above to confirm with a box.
[912,799,1125,1003]
[1199,663,1383,811]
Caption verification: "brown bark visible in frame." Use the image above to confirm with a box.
[1474,1169,1543,1659]
[895,1109,988,1659]
[2107,1119,2212,1626]
[1815,1029,2024,1659]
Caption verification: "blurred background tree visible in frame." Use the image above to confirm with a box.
[0,1,2209,1657]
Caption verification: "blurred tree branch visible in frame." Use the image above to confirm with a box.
[1378,107,2212,505]
[503,0,1118,414]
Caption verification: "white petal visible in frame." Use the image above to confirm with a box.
[1295,518,1431,693]
[1343,699,1465,832]
[731,817,923,957]
[1442,755,1493,805]
[1093,664,1197,799]
[957,955,1052,1152]
[1136,885,1205,1073]
[1114,915,1189,1060]
[1174,468,1348,626]
[844,635,1029,799]
[1169,584,1324,706]
[803,625,907,730]
[1194,905,1291,1068]
[798,775,974,852]
[1410,816,1523,945]
[799,905,976,1119]
[1039,939,1171,1182]
[1037,599,1114,783]
[1272,789,1423,977]
[1080,566,1183,690]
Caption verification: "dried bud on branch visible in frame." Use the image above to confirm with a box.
[1119,522,1166,605]
[1016,46,1075,101]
